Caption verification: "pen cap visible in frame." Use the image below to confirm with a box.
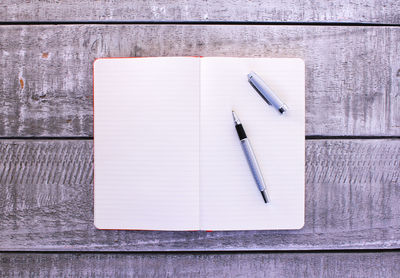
[248,71,288,113]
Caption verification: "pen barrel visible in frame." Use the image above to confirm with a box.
[248,72,287,112]
[240,139,267,193]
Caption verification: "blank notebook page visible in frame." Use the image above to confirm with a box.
[200,58,305,230]
[94,57,200,230]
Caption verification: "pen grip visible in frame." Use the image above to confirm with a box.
[240,139,266,192]
[235,124,247,140]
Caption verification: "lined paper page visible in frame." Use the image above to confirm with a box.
[94,57,200,230]
[200,58,305,230]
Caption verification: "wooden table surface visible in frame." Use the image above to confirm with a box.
[0,1,399,277]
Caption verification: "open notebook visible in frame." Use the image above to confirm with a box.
[94,57,305,231]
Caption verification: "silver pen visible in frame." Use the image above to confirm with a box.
[232,111,270,203]
[248,71,288,114]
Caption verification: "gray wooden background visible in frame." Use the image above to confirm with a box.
[0,1,399,277]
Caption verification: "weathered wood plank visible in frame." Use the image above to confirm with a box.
[389,33,400,131]
[1,1,400,24]
[0,25,399,137]
[0,139,398,251]
[0,251,399,277]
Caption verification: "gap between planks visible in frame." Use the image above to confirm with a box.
[0,136,398,141]
[0,248,400,254]
[1,21,400,27]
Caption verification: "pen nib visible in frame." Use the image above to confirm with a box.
[232,111,241,125]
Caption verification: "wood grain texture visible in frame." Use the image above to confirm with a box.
[0,25,399,137]
[0,139,398,251]
[1,1,400,23]
[1,251,400,278]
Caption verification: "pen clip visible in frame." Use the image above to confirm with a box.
[248,80,272,106]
